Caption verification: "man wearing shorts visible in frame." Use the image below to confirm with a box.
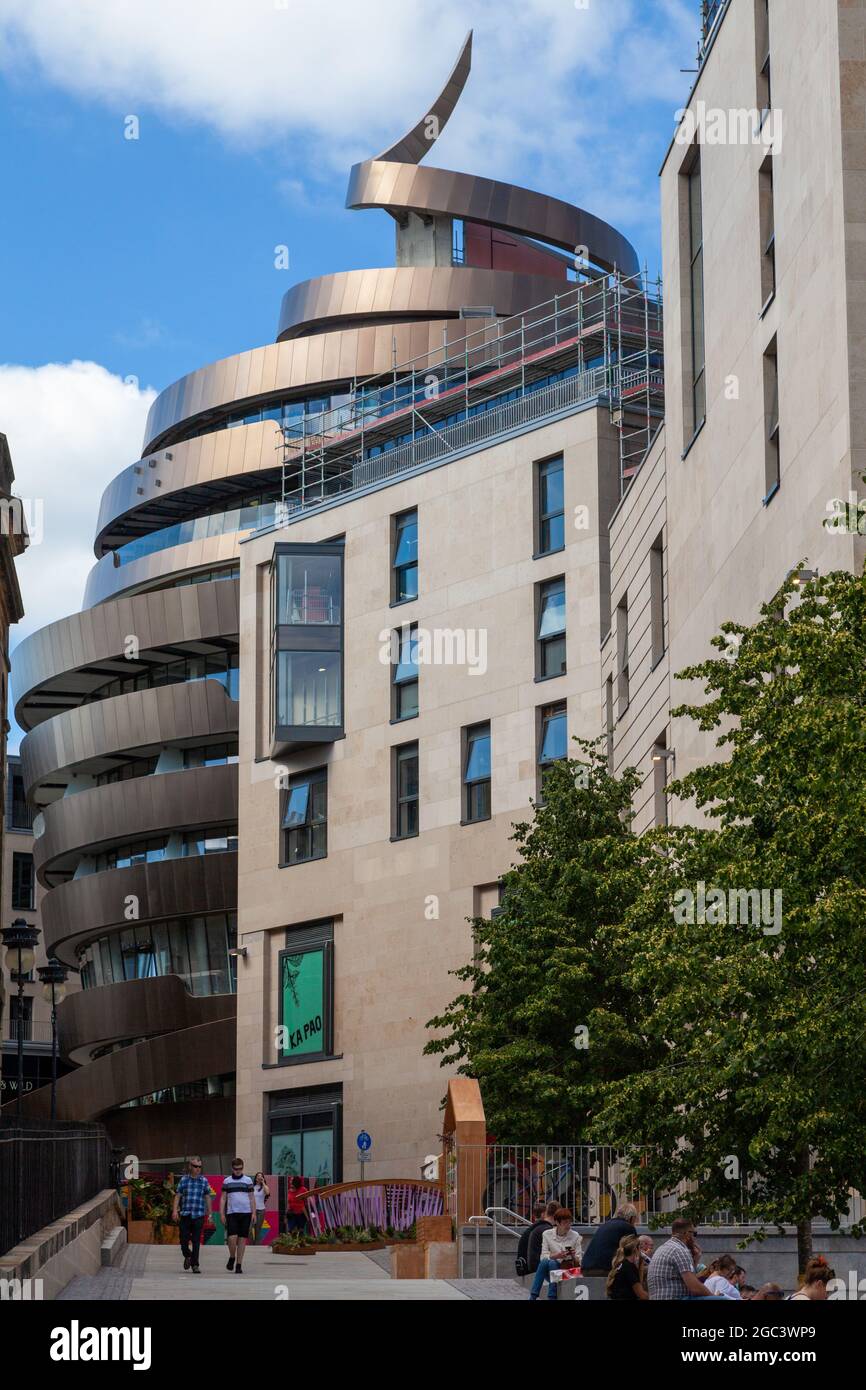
[220,1157,256,1274]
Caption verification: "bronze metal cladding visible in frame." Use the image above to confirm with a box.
[345,159,639,277]
[20,680,238,804]
[41,852,238,966]
[13,577,238,730]
[59,974,236,1060]
[276,266,563,342]
[11,1015,236,1122]
[84,532,244,607]
[375,29,472,164]
[34,763,238,885]
[140,318,495,454]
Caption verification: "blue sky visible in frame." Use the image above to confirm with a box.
[0,0,701,683]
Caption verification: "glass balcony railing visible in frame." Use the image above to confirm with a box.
[113,499,283,567]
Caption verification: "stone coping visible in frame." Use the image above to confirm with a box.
[0,1189,121,1281]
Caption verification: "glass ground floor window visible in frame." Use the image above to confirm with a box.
[269,1085,342,1187]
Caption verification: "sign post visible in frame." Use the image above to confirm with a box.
[357,1129,372,1181]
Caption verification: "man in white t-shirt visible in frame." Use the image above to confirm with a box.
[220,1157,256,1274]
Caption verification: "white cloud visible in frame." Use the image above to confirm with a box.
[0,361,155,653]
[0,0,697,201]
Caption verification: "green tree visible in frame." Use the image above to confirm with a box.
[425,740,652,1139]
[594,570,866,1271]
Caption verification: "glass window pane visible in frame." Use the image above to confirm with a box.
[395,628,419,683]
[187,918,209,996]
[278,553,341,625]
[538,580,566,638]
[540,460,563,517]
[276,651,342,729]
[394,513,418,568]
[282,782,311,829]
[541,708,567,763]
[396,680,418,720]
[465,728,491,783]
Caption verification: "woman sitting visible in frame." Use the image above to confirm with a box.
[606,1235,649,1301]
[528,1208,582,1301]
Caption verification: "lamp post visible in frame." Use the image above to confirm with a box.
[1,918,40,1119]
[37,958,68,1124]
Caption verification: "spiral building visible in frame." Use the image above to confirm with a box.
[11,33,657,1170]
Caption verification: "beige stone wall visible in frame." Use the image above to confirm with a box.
[602,429,671,832]
[657,0,857,811]
[235,407,620,1177]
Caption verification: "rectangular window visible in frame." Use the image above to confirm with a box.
[392,623,419,721]
[538,701,567,797]
[278,923,334,1064]
[269,1084,342,1182]
[11,852,35,911]
[392,509,418,603]
[271,542,343,754]
[536,576,567,679]
[393,742,419,839]
[756,0,771,117]
[605,675,614,770]
[463,722,491,824]
[616,598,630,716]
[684,152,706,438]
[183,742,239,768]
[763,336,780,501]
[759,156,776,309]
[650,535,665,668]
[182,828,238,856]
[7,766,33,831]
[652,736,671,827]
[9,995,33,1042]
[536,456,565,555]
[281,768,328,865]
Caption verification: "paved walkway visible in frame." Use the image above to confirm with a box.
[58,1243,474,1301]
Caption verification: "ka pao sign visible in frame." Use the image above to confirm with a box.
[280,948,326,1058]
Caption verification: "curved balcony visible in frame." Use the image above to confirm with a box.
[41,851,238,966]
[93,419,283,558]
[13,577,239,731]
[34,763,237,885]
[276,265,564,342]
[142,317,498,453]
[13,1014,236,1126]
[20,679,238,805]
[58,974,235,1063]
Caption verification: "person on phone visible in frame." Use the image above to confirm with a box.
[528,1208,583,1300]
[606,1234,649,1301]
[252,1172,270,1244]
[526,1200,559,1274]
[171,1156,212,1274]
[220,1158,256,1274]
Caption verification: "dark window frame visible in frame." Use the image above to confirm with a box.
[462,722,492,824]
[535,455,565,557]
[280,767,328,867]
[392,741,420,840]
[391,508,419,605]
[535,575,567,681]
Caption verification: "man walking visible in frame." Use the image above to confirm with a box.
[172,1156,212,1274]
[220,1157,256,1274]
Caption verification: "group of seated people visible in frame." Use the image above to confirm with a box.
[520,1204,827,1301]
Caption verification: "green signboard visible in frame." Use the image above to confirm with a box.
[281,948,326,1058]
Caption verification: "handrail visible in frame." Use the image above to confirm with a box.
[463,1206,529,1280]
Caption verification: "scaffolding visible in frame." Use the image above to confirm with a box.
[277,268,663,521]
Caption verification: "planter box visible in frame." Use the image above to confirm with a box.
[390,1242,426,1279]
[272,1247,318,1256]
[155,1225,180,1245]
[127,1220,155,1245]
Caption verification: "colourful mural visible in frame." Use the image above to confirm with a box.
[202,1173,279,1246]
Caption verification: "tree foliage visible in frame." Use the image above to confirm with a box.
[428,572,866,1266]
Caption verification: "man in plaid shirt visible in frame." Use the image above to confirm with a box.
[172,1157,213,1273]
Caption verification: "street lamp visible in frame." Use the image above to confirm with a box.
[1,918,41,1119]
[37,958,68,1124]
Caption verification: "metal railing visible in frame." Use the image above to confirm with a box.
[460,1144,866,1232]
[4,1020,54,1046]
[464,1207,529,1279]
[276,269,664,517]
[0,1118,112,1256]
[700,0,729,61]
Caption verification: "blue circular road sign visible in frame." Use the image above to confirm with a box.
[357,1130,372,1152]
